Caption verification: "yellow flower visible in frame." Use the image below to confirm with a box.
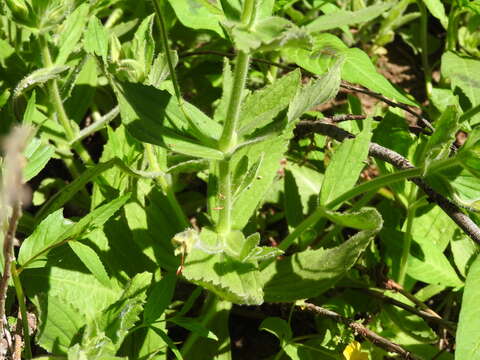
[343,341,369,360]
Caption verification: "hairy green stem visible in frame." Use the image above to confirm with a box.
[417,0,432,98]
[216,159,232,234]
[145,144,189,229]
[11,263,32,359]
[152,0,182,101]
[218,51,250,152]
[38,35,92,165]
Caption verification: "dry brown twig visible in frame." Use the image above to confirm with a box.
[295,120,480,245]
[0,125,32,356]
[298,302,420,359]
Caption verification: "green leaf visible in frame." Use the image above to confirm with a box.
[230,129,291,230]
[181,228,264,305]
[68,241,111,287]
[150,326,184,360]
[342,48,417,106]
[115,82,224,159]
[93,272,152,350]
[284,170,304,229]
[170,317,218,340]
[424,106,458,170]
[286,163,323,214]
[13,65,69,104]
[287,61,341,122]
[84,16,109,60]
[262,208,382,302]
[131,14,155,77]
[456,254,480,359]
[285,34,417,106]
[18,209,73,269]
[23,137,54,181]
[319,121,372,206]
[451,231,479,278]
[306,3,393,32]
[423,0,448,29]
[239,69,301,135]
[442,52,480,126]
[55,3,90,65]
[20,196,129,269]
[231,16,311,53]
[36,159,119,221]
[167,0,224,36]
[144,273,177,324]
[259,317,292,341]
[35,294,86,354]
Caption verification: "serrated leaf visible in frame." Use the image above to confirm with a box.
[306,2,393,32]
[319,121,372,206]
[55,3,90,65]
[232,16,311,53]
[233,154,263,200]
[181,228,264,305]
[93,272,151,350]
[456,254,480,359]
[287,61,341,122]
[35,294,86,354]
[68,241,111,287]
[131,14,155,77]
[262,208,382,302]
[23,137,54,181]
[84,16,109,59]
[239,69,301,135]
[13,65,69,103]
[147,51,178,88]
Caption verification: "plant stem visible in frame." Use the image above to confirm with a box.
[218,51,250,152]
[216,159,232,234]
[398,186,418,285]
[11,263,31,359]
[145,144,189,229]
[152,0,182,101]
[38,35,92,165]
[417,0,432,98]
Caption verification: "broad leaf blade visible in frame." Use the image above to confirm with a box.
[262,208,382,302]
[68,241,111,287]
[319,122,372,206]
[306,3,393,32]
[456,254,480,359]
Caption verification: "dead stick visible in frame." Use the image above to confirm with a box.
[298,302,420,359]
[295,120,480,245]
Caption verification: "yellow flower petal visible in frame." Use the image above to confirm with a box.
[343,341,369,360]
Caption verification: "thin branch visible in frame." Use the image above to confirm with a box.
[340,82,434,132]
[354,288,456,334]
[298,302,420,359]
[295,120,480,245]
